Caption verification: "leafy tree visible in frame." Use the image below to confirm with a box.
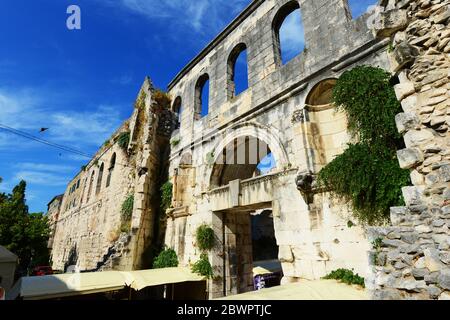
[0,180,50,273]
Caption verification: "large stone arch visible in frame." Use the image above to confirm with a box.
[208,122,289,188]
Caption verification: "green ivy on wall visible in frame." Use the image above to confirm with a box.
[317,66,410,225]
[160,181,173,211]
[323,269,365,288]
[196,225,215,251]
[153,247,179,269]
[191,253,214,278]
[117,132,131,150]
[121,194,134,220]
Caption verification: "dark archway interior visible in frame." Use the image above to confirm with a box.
[210,136,274,188]
[251,210,278,262]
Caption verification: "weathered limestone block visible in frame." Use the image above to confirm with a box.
[374,9,409,38]
[438,270,450,290]
[397,148,424,169]
[401,95,418,113]
[439,291,450,300]
[395,113,420,133]
[402,186,426,206]
[278,245,294,263]
[424,248,447,272]
[395,82,416,101]
[432,6,450,24]
[393,41,419,71]
[403,129,435,148]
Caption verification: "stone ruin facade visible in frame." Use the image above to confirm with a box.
[49,0,449,300]
[51,79,175,272]
[366,0,450,300]
[46,194,63,251]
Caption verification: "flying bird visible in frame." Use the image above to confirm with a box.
[39,128,49,133]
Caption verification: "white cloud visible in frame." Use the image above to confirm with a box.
[279,10,305,58]
[14,162,76,173]
[14,171,70,187]
[102,0,249,32]
[111,75,133,85]
[0,88,124,151]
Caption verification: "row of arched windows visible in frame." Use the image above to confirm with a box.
[82,153,116,206]
[171,0,377,125]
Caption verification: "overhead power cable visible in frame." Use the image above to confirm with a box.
[0,123,92,159]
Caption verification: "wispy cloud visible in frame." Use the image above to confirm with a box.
[348,0,378,18]
[4,163,77,189]
[14,171,70,187]
[14,162,76,173]
[279,9,305,61]
[0,88,124,151]
[101,0,250,32]
[111,74,133,85]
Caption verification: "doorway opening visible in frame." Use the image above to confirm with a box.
[223,207,281,295]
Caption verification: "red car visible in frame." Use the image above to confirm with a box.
[31,266,54,276]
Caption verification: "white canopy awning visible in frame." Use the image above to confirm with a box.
[125,267,205,291]
[7,271,128,300]
[7,267,205,300]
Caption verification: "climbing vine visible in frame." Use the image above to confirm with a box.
[323,269,365,288]
[191,253,214,278]
[317,66,410,225]
[135,91,147,110]
[160,181,173,211]
[120,194,134,232]
[153,247,179,269]
[192,225,215,278]
[196,225,215,251]
[117,131,131,150]
[153,89,172,111]
[121,194,134,220]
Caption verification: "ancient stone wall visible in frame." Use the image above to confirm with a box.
[164,0,393,298]
[367,0,450,300]
[51,79,174,272]
[46,194,63,251]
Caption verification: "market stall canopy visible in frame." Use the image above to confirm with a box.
[0,246,18,263]
[125,267,206,291]
[7,271,129,300]
[7,267,206,300]
[217,280,368,300]
[253,259,282,276]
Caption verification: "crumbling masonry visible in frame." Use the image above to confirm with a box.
[49,0,449,299]
[366,0,450,300]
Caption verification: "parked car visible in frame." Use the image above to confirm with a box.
[31,266,54,276]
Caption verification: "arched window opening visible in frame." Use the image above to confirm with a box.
[273,1,305,66]
[96,163,104,195]
[86,171,95,203]
[305,79,337,106]
[106,153,116,188]
[348,0,378,19]
[210,136,276,188]
[195,74,210,119]
[227,43,249,99]
[172,97,182,129]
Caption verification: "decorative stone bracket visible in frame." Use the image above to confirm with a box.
[295,170,319,205]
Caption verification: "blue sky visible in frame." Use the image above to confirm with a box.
[0,0,377,213]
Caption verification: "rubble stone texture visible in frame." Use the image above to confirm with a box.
[367,0,450,300]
